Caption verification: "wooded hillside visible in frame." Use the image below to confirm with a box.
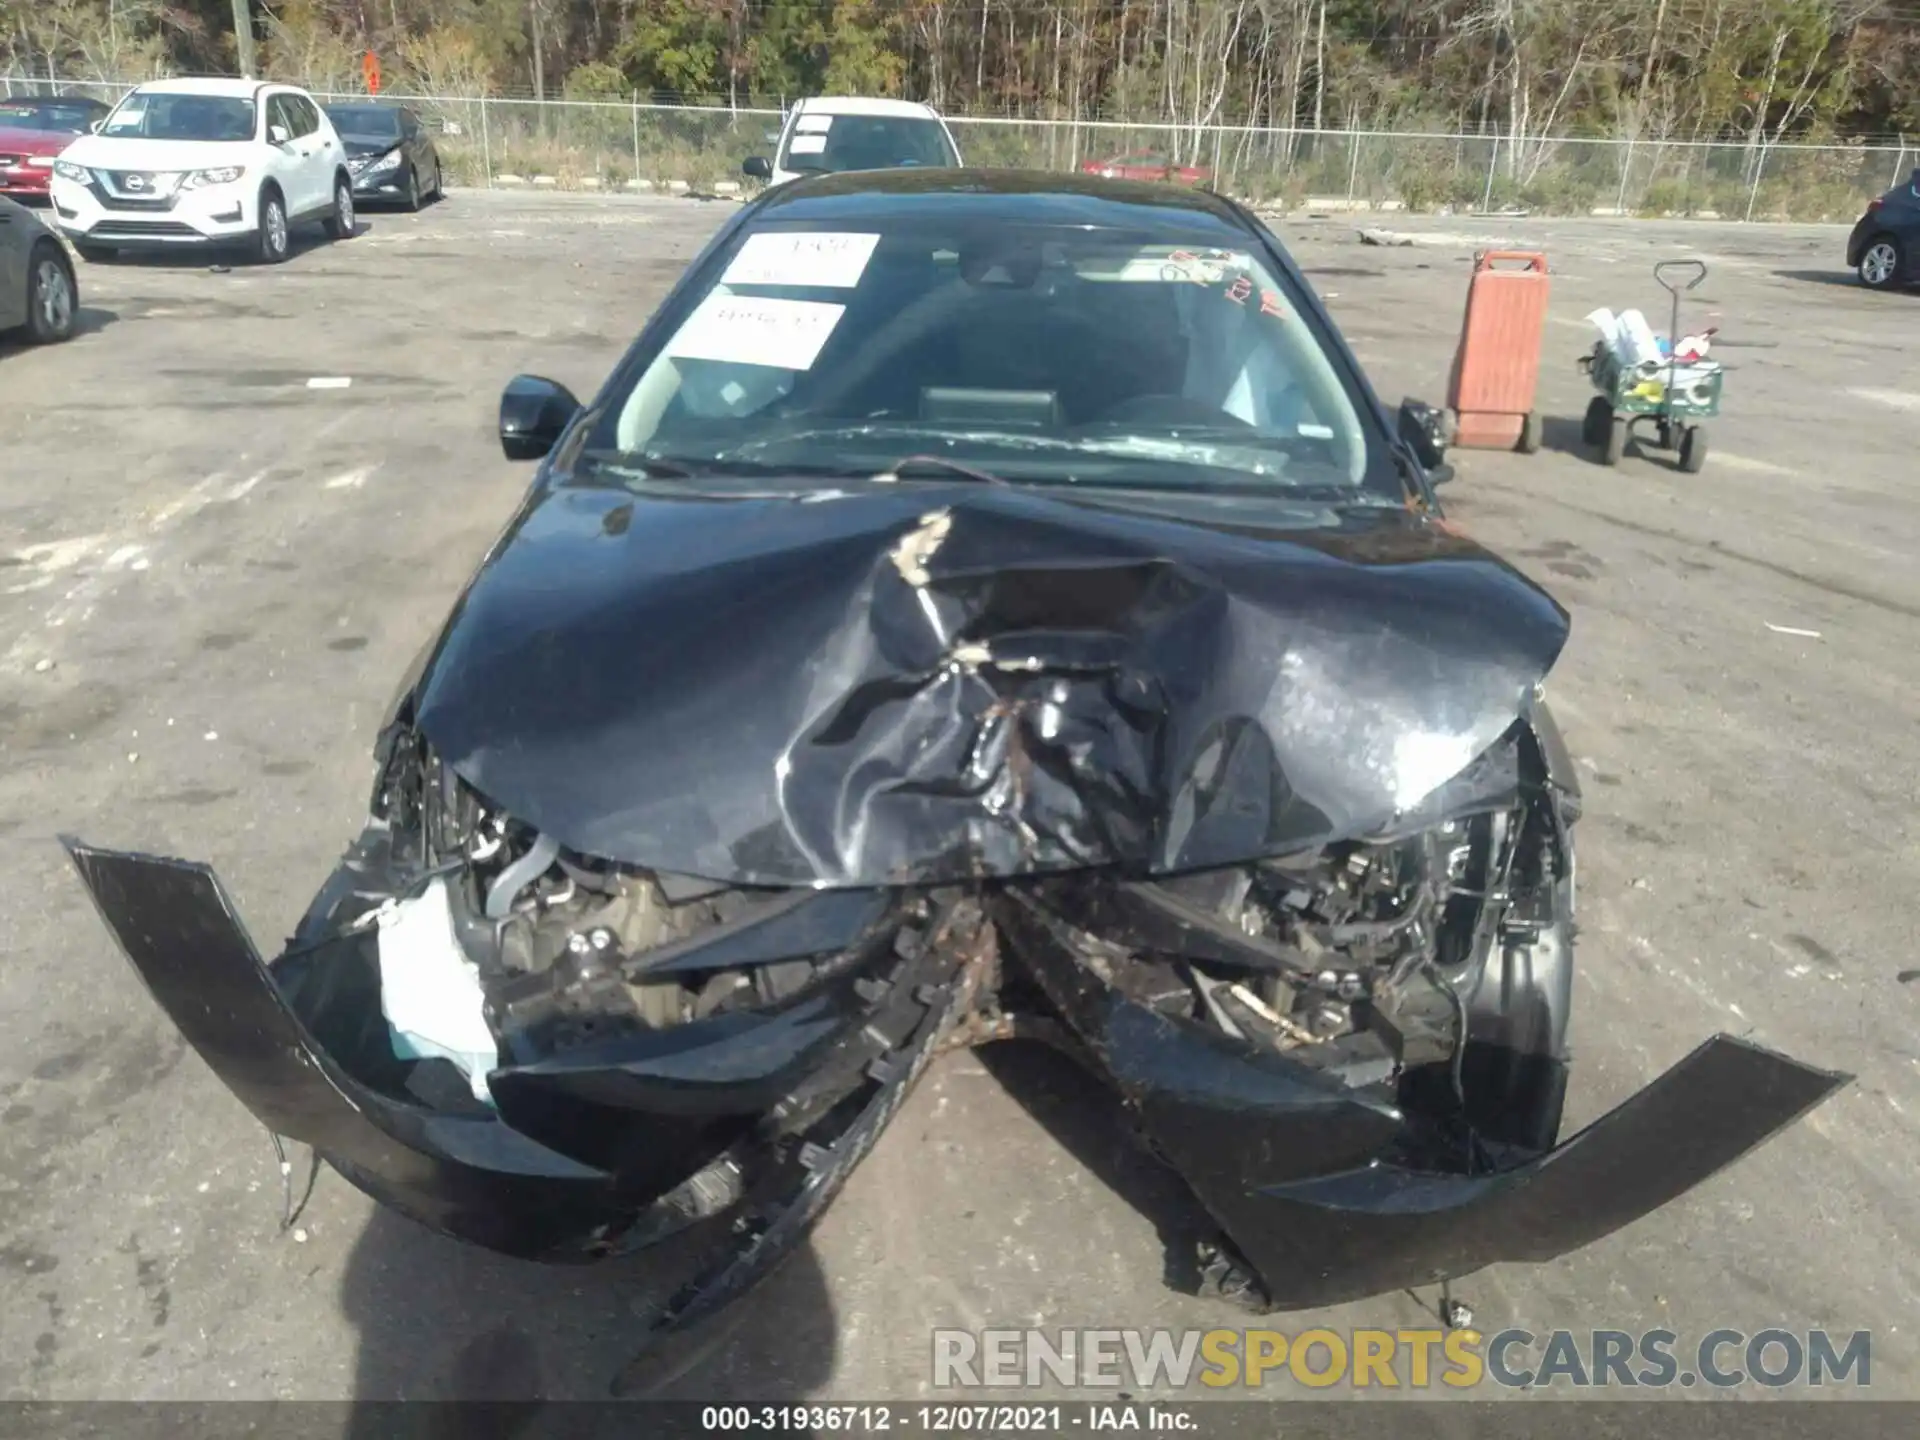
[5,0,1917,144]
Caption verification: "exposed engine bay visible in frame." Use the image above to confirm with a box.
[361,699,1564,1115]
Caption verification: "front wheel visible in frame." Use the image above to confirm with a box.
[323,176,356,240]
[403,166,422,212]
[25,243,77,343]
[1679,425,1708,474]
[1858,236,1902,290]
[1601,415,1627,467]
[254,189,290,265]
[1581,395,1611,447]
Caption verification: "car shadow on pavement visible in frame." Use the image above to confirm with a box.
[0,305,117,349]
[974,1039,1218,1297]
[1771,268,1896,291]
[78,222,375,272]
[337,1187,840,1414]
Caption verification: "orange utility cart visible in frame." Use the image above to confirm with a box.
[1444,250,1550,453]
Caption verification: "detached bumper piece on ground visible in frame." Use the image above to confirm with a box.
[66,485,1847,1381]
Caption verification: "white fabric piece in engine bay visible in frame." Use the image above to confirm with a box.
[375,877,499,1103]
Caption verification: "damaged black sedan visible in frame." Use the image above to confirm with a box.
[68,171,1845,1356]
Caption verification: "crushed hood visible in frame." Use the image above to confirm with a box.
[411,479,1569,886]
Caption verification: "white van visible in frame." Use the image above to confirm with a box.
[742,97,963,188]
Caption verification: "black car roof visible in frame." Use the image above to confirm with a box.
[752,167,1260,239]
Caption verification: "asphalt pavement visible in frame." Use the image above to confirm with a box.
[1,190,1915,1403]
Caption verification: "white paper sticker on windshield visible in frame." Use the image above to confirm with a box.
[794,114,833,134]
[664,295,846,371]
[722,231,879,288]
[788,134,828,155]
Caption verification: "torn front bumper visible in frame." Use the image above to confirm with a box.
[64,840,965,1263]
[994,892,1849,1309]
[68,836,1848,1308]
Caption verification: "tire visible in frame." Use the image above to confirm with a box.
[24,242,77,344]
[1857,235,1902,290]
[1516,410,1542,454]
[431,161,443,200]
[1582,395,1610,447]
[403,165,422,212]
[254,187,290,265]
[1601,414,1627,467]
[323,175,356,240]
[1679,425,1708,474]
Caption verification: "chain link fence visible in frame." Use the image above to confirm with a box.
[4,73,1905,221]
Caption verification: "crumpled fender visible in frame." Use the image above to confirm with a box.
[993,889,1849,1309]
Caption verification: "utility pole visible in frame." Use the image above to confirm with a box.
[230,0,257,78]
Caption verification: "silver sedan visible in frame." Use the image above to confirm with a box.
[0,194,77,343]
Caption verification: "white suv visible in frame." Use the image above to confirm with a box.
[50,77,354,264]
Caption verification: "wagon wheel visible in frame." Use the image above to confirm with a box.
[1582,396,1611,448]
[1601,415,1628,467]
[1678,425,1708,474]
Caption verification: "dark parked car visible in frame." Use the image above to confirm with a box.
[322,100,441,210]
[0,94,109,201]
[0,194,77,341]
[1847,167,1920,289]
[67,170,1845,1375]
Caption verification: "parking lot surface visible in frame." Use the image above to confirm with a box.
[2,190,1917,1403]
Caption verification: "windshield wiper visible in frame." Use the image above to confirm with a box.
[872,453,1009,486]
[576,454,701,480]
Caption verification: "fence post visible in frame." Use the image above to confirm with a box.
[1744,144,1766,222]
[1891,138,1907,190]
[480,96,493,189]
[1615,137,1633,215]
[1346,130,1360,204]
[632,92,643,190]
[1481,134,1500,212]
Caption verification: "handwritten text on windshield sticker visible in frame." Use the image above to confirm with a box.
[722,232,881,289]
[664,296,847,372]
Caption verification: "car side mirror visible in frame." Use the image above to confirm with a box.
[499,375,582,461]
[742,155,772,180]
[1397,398,1451,479]
[269,124,290,145]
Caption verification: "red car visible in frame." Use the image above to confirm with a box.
[0,95,109,201]
[1080,151,1211,185]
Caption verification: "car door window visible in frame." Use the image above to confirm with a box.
[266,95,296,142]
[289,96,320,138]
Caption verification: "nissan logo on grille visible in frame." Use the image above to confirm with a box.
[123,173,148,190]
